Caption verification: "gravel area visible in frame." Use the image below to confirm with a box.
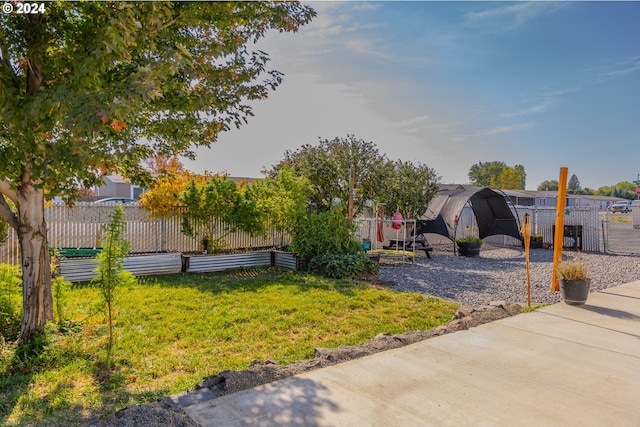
[377,245,640,307]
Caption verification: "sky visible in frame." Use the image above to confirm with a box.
[183,1,640,191]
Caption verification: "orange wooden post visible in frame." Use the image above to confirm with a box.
[521,213,531,306]
[551,167,569,292]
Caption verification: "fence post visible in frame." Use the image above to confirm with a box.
[161,216,167,252]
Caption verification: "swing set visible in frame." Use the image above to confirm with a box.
[357,204,417,264]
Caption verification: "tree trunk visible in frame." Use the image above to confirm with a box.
[17,186,53,341]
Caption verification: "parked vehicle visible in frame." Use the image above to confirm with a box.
[93,197,137,204]
[608,200,633,213]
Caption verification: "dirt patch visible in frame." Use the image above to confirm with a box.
[86,303,523,426]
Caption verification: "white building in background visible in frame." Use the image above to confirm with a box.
[501,189,620,210]
[94,174,146,200]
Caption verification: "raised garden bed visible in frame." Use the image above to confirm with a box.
[182,251,298,273]
[58,252,182,283]
[57,247,102,258]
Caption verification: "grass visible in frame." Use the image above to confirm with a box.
[607,215,631,223]
[0,268,458,426]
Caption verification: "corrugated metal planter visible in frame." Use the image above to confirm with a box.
[272,251,298,270]
[58,251,298,282]
[59,253,182,283]
[182,251,298,273]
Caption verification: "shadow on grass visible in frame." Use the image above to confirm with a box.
[0,331,171,427]
[132,268,363,297]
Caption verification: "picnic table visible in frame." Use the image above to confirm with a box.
[383,235,433,258]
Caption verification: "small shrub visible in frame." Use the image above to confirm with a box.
[309,254,379,279]
[0,264,21,341]
[290,207,361,260]
[557,259,589,281]
[530,234,543,242]
[52,276,72,324]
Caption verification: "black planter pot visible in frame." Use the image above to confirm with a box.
[298,258,309,271]
[530,241,543,249]
[457,242,482,257]
[560,279,590,305]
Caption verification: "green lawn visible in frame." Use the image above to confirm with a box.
[0,268,458,426]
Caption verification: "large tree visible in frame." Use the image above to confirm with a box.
[267,135,441,219]
[0,2,314,340]
[267,135,395,215]
[384,160,439,221]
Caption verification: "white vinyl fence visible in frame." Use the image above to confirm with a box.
[0,203,289,265]
[0,203,609,267]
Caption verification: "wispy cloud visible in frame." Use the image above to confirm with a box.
[501,83,581,119]
[459,123,534,139]
[501,103,549,118]
[352,3,380,12]
[592,56,640,82]
[464,2,568,32]
[400,115,431,127]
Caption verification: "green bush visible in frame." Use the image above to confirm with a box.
[309,253,379,279]
[290,207,361,260]
[0,264,22,341]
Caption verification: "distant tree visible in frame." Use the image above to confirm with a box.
[567,174,583,194]
[139,158,203,218]
[468,161,505,187]
[468,161,526,189]
[596,182,636,199]
[537,180,559,191]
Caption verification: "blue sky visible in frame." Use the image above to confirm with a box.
[185,1,640,191]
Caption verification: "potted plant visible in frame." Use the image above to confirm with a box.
[455,235,483,257]
[556,259,590,305]
[530,234,543,249]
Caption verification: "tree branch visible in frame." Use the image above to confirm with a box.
[0,182,19,230]
[0,30,13,69]
[0,179,17,203]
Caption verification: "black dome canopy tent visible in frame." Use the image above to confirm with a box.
[417,185,522,245]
